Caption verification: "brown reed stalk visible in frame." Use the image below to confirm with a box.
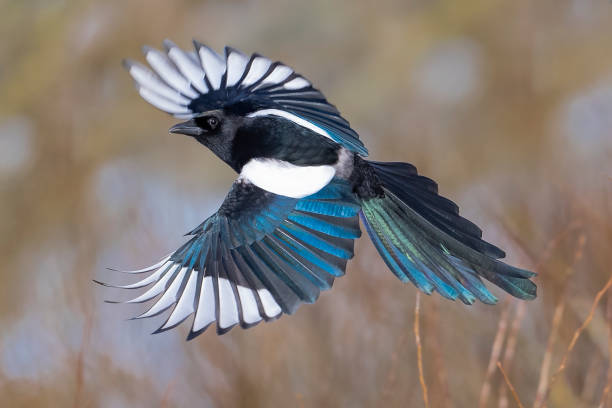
[415,292,429,408]
[73,309,93,408]
[533,232,586,408]
[429,298,453,408]
[498,301,527,408]
[533,299,566,408]
[497,361,525,408]
[542,274,612,407]
[160,379,177,408]
[598,293,612,408]
[479,300,511,408]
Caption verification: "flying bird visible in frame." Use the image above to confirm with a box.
[99,40,537,339]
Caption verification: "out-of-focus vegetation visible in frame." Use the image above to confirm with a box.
[1,1,611,407]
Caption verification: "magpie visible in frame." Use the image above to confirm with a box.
[99,40,537,339]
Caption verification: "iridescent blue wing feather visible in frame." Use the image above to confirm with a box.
[99,179,361,338]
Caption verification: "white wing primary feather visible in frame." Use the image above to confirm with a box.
[110,262,172,289]
[258,289,282,318]
[256,64,293,88]
[241,56,273,87]
[193,276,216,331]
[138,87,192,115]
[225,49,249,87]
[237,286,262,324]
[144,47,198,98]
[110,255,171,274]
[198,46,226,90]
[136,266,188,318]
[127,63,191,105]
[217,278,239,328]
[283,77,310,90]
[161,270,198,328]
[165,41,208,94]
[126,264,180,304]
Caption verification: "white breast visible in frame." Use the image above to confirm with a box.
[239,158,336,198]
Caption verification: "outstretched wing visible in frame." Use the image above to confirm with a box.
[123,40,368,155]
[99,179,361,338]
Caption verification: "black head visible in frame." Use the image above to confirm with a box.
[169,109,244,166]
[169,111,223,138]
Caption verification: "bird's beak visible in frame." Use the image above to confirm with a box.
[169,119,202,137]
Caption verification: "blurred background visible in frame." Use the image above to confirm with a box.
[1,0,611,407]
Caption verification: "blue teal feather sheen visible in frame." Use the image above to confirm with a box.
[287,212,361,239]
[379,199,477,304]
[367,202,460,300]
[262,237,332,290]
[279,221,352,259]
[272,230,344,277]
[294,200,360,217]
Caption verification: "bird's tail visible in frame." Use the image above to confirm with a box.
[356,159,536,304]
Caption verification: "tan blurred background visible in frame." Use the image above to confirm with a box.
[1,0,611,407]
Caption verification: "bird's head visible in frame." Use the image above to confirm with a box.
[168,108,242,145]
[169,112,223,138]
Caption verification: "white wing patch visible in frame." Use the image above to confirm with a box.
[124,39,370,155]
[256,64,293,89]
[225,48,250,87]
[237,286,261,324]
[103,259,281,336]
[193,276,216,331]
[239,158,335,199]
[125,40,315,120]
[241,56,273,86]
[137,86,191,115]
[283,77,311,90]
[143,47,198,99]
[161,270,198,329]
[165,40,208,94]
[217,278,240,329]
[197,44,225,90]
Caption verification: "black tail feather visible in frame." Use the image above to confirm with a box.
[358,159,537,303]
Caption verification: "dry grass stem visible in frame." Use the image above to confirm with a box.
[415,293,429,408]
[499,302,527,408]
[533,232,586,408]
[160,379,177,408]
[497,361,525,408]
[73,310,93,408]
[533,300,566,408]
[543,274,612,407]
[430,299,453,408]
[599,293,612,408]
[480,300,511,408]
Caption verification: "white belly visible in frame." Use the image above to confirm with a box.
[239,158,336,198]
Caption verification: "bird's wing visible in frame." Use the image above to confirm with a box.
[124,40,368,155]
[100,178,361,338]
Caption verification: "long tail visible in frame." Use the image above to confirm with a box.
[355,158,536,304]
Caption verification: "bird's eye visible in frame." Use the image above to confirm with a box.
[206,117,219,130]
[195,115,220,132]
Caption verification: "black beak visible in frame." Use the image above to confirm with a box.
[169,119,202,137]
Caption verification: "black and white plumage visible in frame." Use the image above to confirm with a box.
[100,40,537,339]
